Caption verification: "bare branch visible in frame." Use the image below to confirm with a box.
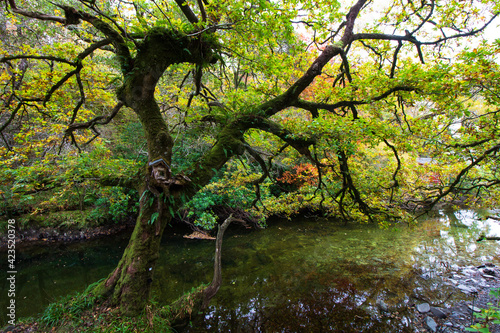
[351,12,499,52]
[382,139,400,202]
[293,86,416,117]
[6,0,66,24]
[0,55,75,66]
[65,101,124,139]
[426,142,500,209]
[0,102,22,132]
[390,41,402,78]
[244,144,270,208]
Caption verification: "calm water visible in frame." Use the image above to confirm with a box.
[1,209,500,331]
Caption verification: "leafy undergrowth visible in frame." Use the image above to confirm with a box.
[2,283,175,333]
[5,305,174,333]
[467,288,500,333]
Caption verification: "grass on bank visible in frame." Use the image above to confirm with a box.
[3,281,177,333]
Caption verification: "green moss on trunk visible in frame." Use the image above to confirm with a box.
[93,188,171,315]
[91,26,228,317]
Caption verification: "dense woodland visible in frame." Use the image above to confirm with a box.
[1,0,500,329]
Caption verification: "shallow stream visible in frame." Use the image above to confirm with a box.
[1,209,499,331]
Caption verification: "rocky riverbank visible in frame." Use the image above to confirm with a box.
[411,262,500,332]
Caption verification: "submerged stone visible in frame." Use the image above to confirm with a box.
[430,307,447,319]
[468,305,482,313]
[376,299,389,312]
[457,284,477,294]
[482,268,496,276]
[417,303,430,313]
[425,316,438,332]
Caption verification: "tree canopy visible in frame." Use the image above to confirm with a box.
[1,0,500,319]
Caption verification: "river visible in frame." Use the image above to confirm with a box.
[1,209,499,331]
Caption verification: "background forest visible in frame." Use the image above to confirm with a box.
[1,0,500,330]
[2,0,499,233]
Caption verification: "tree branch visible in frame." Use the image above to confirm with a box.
[201,214,233,308]
[0,55,75,66]
[293,86,416,117]
[174,0,199,24]
[248,117,315,159]
[382,139,400,202]
[351,12,498,51]
[6,0,134,74]
[256,0,368,118]
[426,142,500,209]
[244,144,270,208]
[65,101,124,138]
[6,0,66,24]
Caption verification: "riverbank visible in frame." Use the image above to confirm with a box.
[0,221,135,252]
[0,208,139,251]
[410,262,500,332]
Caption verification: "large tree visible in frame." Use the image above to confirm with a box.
[2,0,499,318]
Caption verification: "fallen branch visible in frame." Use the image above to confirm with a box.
[477,235,500,242]
[168,214,235,329]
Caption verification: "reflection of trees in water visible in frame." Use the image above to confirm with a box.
[186,261,420,332]
[1,246,119,324]
[36,269,52,303]
[413,210,499,275]
[4,211,498,327]
[188,278,415,333]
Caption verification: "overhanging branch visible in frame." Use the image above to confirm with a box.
[6,0,133,74]
[6,0,66,23]
[293,86,416,117]
[426,142,500,209]
[64,101,124,143]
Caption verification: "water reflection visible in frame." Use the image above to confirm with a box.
[180,210,499,332]
[1,210,499,331]
[0,234,129,323]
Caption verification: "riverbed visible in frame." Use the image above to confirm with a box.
[1,209,499,331]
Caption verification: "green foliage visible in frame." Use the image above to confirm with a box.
[193,210,218,229]
[110,119,147,161]
[149,212,159,225]
[467,288,500,333]
[40,280,102,327]
[184,160,266,229]
[34,282,175,332]
[88,187,139,224]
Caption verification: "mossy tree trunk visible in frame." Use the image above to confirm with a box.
[90,20,349,315]
[94,186,171,315]
[93,28,226,315]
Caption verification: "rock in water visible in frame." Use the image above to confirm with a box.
[425,316,438,332]
[430,307,447,319]
[376,299,389,312]
[468,305,482,313]
[457,284,477,294]
[417,303,431,313]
